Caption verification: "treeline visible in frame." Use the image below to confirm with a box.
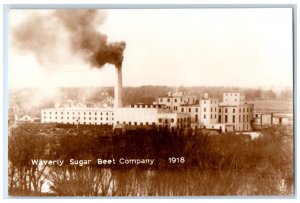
[9,86,293,113]
[8,123,293,196]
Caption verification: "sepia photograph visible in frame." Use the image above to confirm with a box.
[6,6,294,197]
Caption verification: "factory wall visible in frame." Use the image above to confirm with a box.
[41,107,114,125]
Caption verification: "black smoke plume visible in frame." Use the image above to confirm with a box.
[12,9,126,69]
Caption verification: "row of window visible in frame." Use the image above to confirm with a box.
[158,117,191,123]
[225,93,244,96]
[43,121,111,125]
[116,121,156,125]
[219,107,252,113]
[220,115,250,123]
[203,100,217,104]
[43,116,112,121]
[203,114,217,119]
[204,107,217,113]
[43,111,112,116]
[160,97,195,104]
[160,98,182,103]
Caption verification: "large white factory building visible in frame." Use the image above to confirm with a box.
[41,90,254,132]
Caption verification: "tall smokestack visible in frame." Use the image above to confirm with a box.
[13,10,126,107]
[115,66,123,108]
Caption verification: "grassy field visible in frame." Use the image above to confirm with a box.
[247,100,293,113]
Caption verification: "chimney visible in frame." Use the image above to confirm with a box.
[114,66,123,108]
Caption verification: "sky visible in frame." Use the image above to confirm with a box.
[8,8,293,89]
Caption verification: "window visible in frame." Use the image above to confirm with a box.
[225,108,228,113]
[61,117,63,119]
[181,108,184,113]
[250,108,253,112]
[101,113,103,115]
[247,108,249,112]
[134,122,137,125]
[55,112,57,114]
[210,114,212,119]
[195,108,198,113]
[129,122,131,125]
[146,122,149,125]
[159,118,162,123]
[233,108,235,113]
[225,115,228,123]
[233,115,235,123]
[160,98,163,102]
[106,118,108,120]
[188,108,191,113]
[247,115,249,122]
[219,109,221,113]
[78,112,80,115]
[84,117,86,120]
[67,112,69,115]
[44,116,46,119]
[140,122,143,125]
[204,114,206,119]
[204,108,206,112]
[171,118,174,123]
[61,112,63,115]
[239,108,241,113]
[84,112,86,115]
[211,100,212,104]
[50,112,52,114]
[73,112,75,115]
[167,98,170,102]
[243,108,245,113]
[215,107,217,112]
[174,99,177,103]
[95,112,97,115]
[106,113,108,116]
[215,114,216,119]
[243,115,245,122]
[67,117,69,119]
[195,115,198,122]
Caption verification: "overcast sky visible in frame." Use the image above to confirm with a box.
[9,8,293,89]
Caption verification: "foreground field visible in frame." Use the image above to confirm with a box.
[8,123,293,196]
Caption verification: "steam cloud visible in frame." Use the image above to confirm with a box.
[12,9,126,69]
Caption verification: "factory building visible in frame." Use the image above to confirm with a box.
[199,93,219,126]
[218,93,254,132]
[158,90,198,111]
[158,91,253,132]
[41,107,114,125]
[113,103,191,129]
[41,91,254,133]
[253,112,293,129]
